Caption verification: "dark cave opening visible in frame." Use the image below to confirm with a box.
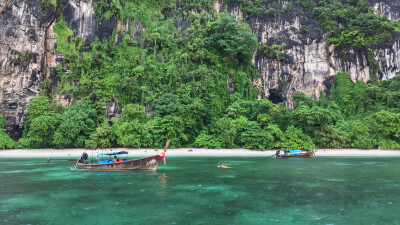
[268,89,284,104]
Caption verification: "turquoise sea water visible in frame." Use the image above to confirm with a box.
[0,156,399,225]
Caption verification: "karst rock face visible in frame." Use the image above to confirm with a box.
[0,0,116,139]
[0,0,55,139]
[217,0,400,104]
[1,0,400,139]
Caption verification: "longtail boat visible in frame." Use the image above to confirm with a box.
[75,140,170,170]
[275,147,313,158]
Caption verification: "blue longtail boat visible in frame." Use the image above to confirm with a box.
[75,140,170,170]
[275,146,313,158]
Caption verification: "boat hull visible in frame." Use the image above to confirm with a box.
[76,155,163,171]
[276,152,313,158]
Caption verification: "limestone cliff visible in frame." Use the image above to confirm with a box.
[0,0,116,139]
[0,0,57,139]
[1,0,400,139]
[220,0,400,104]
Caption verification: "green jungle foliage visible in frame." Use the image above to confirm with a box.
[311,0,400,48]
[258,43,286,61]
[1,0,400,150]
[5,72,400,150]
[0,116,16,149]
[229,0,400,80]
[225,0,400,48]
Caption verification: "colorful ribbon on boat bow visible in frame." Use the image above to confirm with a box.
[158,151,166,165]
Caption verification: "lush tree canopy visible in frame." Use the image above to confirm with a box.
[6,72,399,150]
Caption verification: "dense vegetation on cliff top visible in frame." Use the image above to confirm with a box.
[1,0,400,150]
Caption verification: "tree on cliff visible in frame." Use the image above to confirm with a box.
[207,13,257,64]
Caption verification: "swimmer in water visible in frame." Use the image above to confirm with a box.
[218,162,231,168]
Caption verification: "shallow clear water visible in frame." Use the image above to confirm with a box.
[0,156,399,224]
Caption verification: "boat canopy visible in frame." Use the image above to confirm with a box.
[98,151,128,156]
[281,147,302,152]
[289,150,302,153]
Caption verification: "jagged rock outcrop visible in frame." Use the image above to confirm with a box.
[1,0,400,139]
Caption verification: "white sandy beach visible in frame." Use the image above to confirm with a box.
[0,148,399,158]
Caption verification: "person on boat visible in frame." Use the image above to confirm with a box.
[275,150,280,157]
[83,152,88,160]
[113,156,124,163]
[78,152,88,163]
[218,162,230,168]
